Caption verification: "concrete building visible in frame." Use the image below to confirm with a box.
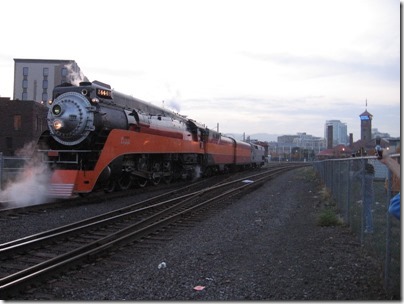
[13,58,88,102]
[271,133,326,161]
[292,132,326,152]
[277,134,299,145]
[372,128,390,139]
[324,120,348,146]
[0,98,48,156]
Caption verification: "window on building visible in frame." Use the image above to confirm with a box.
[42,79,48,89]
[43,67,49,76]
[23,67,29,76]
[62,67,68,76]
[14,115,22,131]
[42,93,48,102]
[22,92,28,100]
[22,79,28,89]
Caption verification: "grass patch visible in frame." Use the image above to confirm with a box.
[295,166,318,182]
[316,186,343,226]
[318,186,331,202]
[317,208,343,226]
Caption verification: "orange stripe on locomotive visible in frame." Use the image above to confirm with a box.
[63,129,205,194]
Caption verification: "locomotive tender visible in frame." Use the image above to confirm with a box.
[38,81,265,198]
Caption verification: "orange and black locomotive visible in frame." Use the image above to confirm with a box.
[38,81,265,198]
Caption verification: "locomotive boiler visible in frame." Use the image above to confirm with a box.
[38,81,265,198]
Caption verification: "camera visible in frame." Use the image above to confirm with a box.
[375,137,383,159]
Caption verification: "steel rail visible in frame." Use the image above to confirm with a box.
[0,164,305,298]
[0,164,300,251]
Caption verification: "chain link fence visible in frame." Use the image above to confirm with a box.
[313,155,401,298]
[0,152,31,191]
[0,152,400,296]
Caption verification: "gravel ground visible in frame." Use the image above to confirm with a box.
[6,167,391,300]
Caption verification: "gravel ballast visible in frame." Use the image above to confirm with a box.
[6,167,390,300]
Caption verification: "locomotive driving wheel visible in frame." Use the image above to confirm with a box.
[117,172,133,190]
[162,161,173,184]
[151,161,162,185]
[136,156,148,187]
[136,177,148,188]
[104,180,116,193]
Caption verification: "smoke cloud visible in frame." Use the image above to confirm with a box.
[64,62,88,86]
[0,142,51,207]
[163,86,182,113]
[165,99,181,113]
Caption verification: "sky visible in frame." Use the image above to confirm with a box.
[0,0,401,141]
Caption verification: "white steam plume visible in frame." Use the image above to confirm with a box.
[164,85,182,113]
[192,165,202,182]
[64,63,88,86]
[165,99,181,113]
[0,142,51,207]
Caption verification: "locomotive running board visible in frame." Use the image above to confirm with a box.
[47,170,78,199]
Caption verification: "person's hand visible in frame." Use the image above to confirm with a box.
[378,149,401,179]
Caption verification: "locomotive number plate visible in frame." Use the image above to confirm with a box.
[96,88,112,98]
[121,136,130,145]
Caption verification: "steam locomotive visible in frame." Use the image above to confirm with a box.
[38,81,265,198]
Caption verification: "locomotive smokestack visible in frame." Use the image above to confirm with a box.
[217,123,219,132]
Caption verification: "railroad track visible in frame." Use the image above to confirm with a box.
[0,163,306,298]
[0,164,274,215]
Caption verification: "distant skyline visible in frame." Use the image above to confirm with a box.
[0,0,400,141]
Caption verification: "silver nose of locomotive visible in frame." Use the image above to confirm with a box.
[51,103,80,133]
[48,92,95,146]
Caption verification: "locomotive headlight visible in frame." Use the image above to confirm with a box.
[52,104,62,116]
[53,119,63,130]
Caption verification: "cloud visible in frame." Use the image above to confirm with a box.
[0,0,399,141]
[242,51,400,83]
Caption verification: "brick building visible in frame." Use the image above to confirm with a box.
[0,98,48,156]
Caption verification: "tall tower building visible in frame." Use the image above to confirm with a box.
[13,58,88,102]
[359,109,373,143]
[324,120,348,146]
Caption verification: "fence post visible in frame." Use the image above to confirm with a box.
[345,160,351,224]
[361,159,375,241]
[384,169,392,292]
[337,161,341,208]
[0,152,3,191]
[360,158,365,244]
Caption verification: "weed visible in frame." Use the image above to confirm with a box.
[296,167,318,182]
[316,186,343,226]
[317,208,343,226]
[319,186,331,201]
